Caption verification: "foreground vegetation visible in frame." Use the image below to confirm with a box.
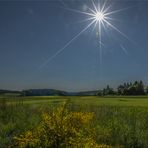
[12,102,101,147]
[1,96,148,147]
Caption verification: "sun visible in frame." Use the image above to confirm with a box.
[39,0,132,69]
[95,12,105,21]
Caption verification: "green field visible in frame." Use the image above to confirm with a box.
[1,96,148,147]
[2,95,148,106]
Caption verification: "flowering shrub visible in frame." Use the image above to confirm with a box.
[11,102,101,147]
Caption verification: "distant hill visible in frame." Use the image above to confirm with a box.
[23,89,68,96]
[0,89,100,96]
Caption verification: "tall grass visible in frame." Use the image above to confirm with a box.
[65,103,148,148]
[1,97,148,147]
[0,98,41,147]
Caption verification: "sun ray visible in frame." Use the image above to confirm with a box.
[104,16,122,22]
[69,17,95,25]
[87,6,96,14]
[59,6,95,17]
[104,5,136,16]
[39,19,96,69]
[100,20,106,31]
[103,1,114,13]
[101,0,108,13]
[98,0,101,12]
[92,19,98,33]
[91,0,98,12]
[98,19,102,77]
[39,0,135,72]
[103,19,132,42]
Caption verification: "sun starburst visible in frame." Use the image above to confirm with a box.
[95,12,104,21]
[39,0,134,70]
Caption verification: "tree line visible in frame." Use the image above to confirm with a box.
[0,80,148,96]
[98,80,148,96]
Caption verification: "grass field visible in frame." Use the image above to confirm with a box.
[1,96,148,147]
[2,95,148,106]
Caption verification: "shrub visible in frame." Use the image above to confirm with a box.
[11,102,104,148]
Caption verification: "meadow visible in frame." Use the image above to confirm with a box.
[1,95,148,147]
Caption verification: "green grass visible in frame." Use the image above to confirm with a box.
[2,95,148,107]
[69,96,148,107]
[1,96,148,147]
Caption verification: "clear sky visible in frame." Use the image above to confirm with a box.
[0,0,148,91]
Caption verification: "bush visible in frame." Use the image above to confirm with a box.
[11,102,105,148]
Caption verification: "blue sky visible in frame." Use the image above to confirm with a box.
[0,0,148,91]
